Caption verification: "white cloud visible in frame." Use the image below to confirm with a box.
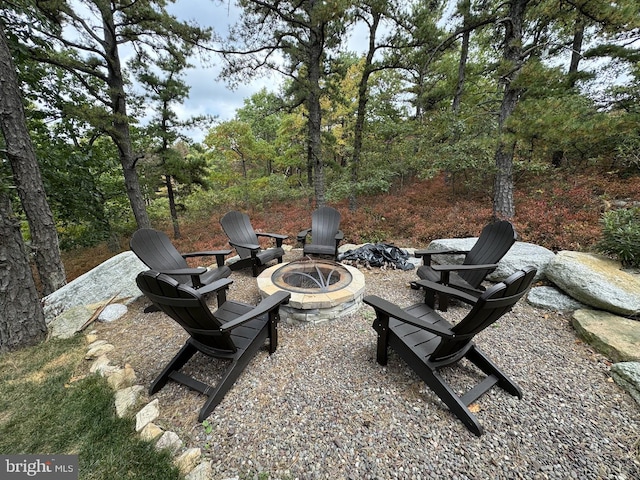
[159,1,375,141]
[161,1,282,141]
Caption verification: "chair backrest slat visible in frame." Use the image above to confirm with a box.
[460,220,517,288]
[131,229,193,285]
[220,211,259,260]
[136,271,236,351]
[430,266,536,362]
[311,206,341,247]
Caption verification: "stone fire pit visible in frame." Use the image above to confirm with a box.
[257,258,365,325]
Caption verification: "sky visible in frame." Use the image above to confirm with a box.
[163,1,276,141]
[162,0,371,142]
[64,0,369,143]
[150,2,633,143]
[66,1,634,144]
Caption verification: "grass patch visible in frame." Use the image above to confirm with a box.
[0,336,182,480]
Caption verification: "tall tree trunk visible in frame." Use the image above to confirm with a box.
[308,28,325,208]
[452,29,469,115]
[348,74,369,211]
[0,192,48,353]
[100,4,150,230]
[550,17,585,169]
[0,25,66,295]
[568,17,585,87]
[452,1,471,115]
[493,0,527,220]
[349,10,381,211]
[160,108,180,239]
[414,70,425,119]
[166,175,181,239]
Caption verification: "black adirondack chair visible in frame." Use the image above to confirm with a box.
[220,211,287,277]
[364,266,536,436]
[136,270,290,422]
[130,228,232,305]
[296,206,344,260]
[413,220,516,310]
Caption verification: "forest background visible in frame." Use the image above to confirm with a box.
[1,0,639,352]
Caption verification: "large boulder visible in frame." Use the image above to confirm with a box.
[489,241,555,282]
[610,362,640,406]
[48,305,95,339]
[572,309,640,363]
[43,251,148,324]
[546,251,640,317]
[527,285,586,312]
[420,239,554,282]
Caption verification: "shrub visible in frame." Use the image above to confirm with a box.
[596,207,640,268]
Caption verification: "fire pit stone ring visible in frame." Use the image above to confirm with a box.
[257,259,365,325]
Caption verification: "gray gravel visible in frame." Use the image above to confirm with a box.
[96,251,640,479]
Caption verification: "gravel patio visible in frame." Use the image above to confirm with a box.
[92,251,640,479]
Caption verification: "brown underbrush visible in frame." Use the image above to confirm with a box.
[62,170,640,282]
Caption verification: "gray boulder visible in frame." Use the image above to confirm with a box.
[43,251,147,324]
[421,239,554,282]
[527,285,586,312]
[610,362,640,406]
[489,241,555,281]
[48,305,94,339]
[572,309,640,363]
[99,304,129,322]
[546,251,640,316]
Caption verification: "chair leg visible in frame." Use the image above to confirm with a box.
[150,342,198,395]
[466,346,522,398]
[197,334,267,421]
[267,311,279,354]
[438,272,451,311]
[416,284,438,310]
[437,293,450,311]
[394,341,484,435]
[374,324,389,366]
[424,289,436,309]
[423,369,484,436]
[198,359,242,422]
[216,288,227,306]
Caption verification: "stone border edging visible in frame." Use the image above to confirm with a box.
[83,332,213,480]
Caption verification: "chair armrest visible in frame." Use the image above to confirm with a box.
[157,267,207,277]
[229,240,261,251]
[297,228,312,243]
[335,230,344,240]
[220,291,291,332]
[363,295,454,338]
[195,278,234,296]
[257,232,288,248]
[182,250,233,267]
[431,263,498,273]
[411,280,480,306]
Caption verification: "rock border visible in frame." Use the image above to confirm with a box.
[83,331,213,479]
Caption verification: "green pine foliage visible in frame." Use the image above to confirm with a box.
[597,207,640,268]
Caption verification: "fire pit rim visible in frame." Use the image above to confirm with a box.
[270,258,353,294]
[256,260,365,311]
